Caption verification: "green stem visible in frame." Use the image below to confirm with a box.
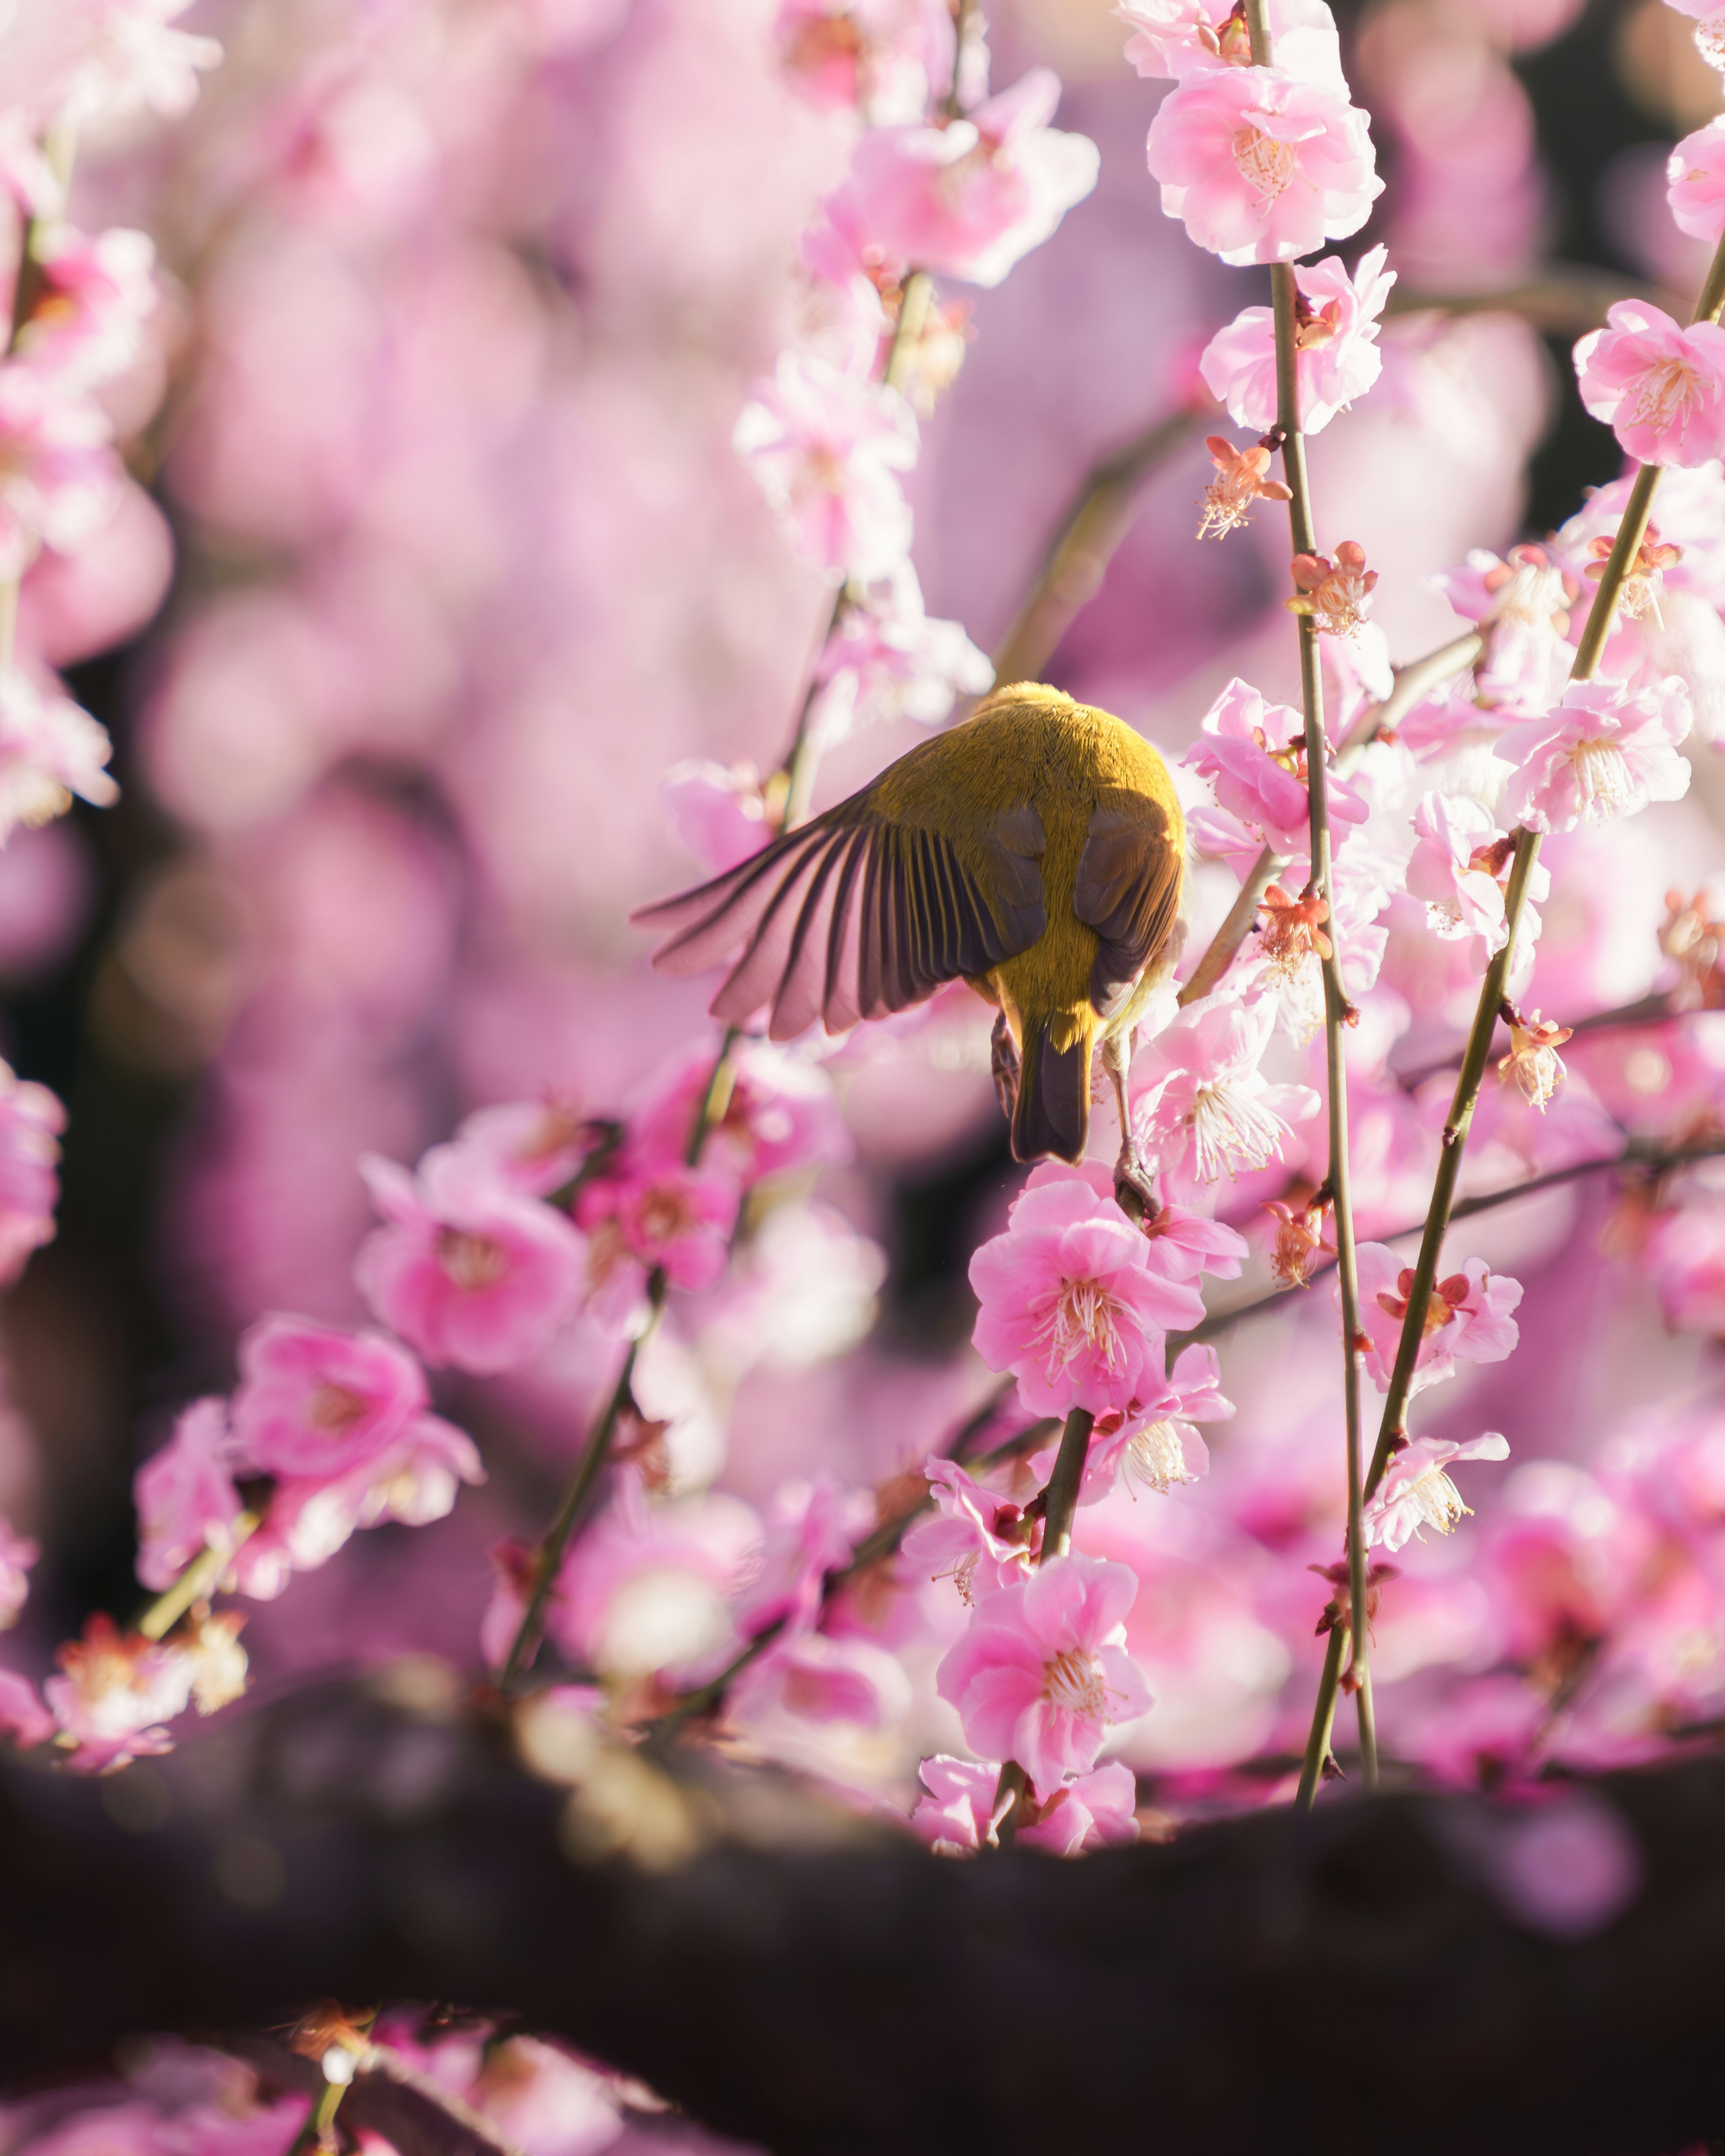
[135,1512,261,1641]
[1295,1626,1346,1808]
[288,2075,351,2156]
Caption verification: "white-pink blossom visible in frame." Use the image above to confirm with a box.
[910,1752,1138,1854]
[1145,64,1382,267]
[0,667,118,838]
[0,1514,35,1628]
[0,367,122,576]
[732,353,916,581]
[1117,0,1345,86]
[824,68,1100,290]
[1668,116,1725,243]
[15,226,157,393]
[935,1552,1152,1795]
[1363,1432,1512,1552]
[1349,1244,1523,1396]
[661,760,770,875]
[1130,988,1320,1201]
[809,564,992,745]
[1500,676,1693,833]
[1406,792,1549,972]
[1574,302,1725,469]
[0,1059,63,1284]
[1184,676,1368,857]
[775,0,955,122]
[133,1396,245,1593]
[1199,244,1394,434]
[900,1457,1039,1599]
[61,0,224,129]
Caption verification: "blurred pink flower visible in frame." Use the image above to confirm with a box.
[1668,116,1725,243]
[1350,1243,1522,1396]
[775,0,954,122]
[1145,65,1382,267]
[1118,0,1345,85]
[1574,301,1725,467]
[1500,676,1692,833]
[356,1147,586,1374]
[910,1751,1137,1853]
[732,1476,870,1638]
[0,365,122,574]
[0,666,118,837]
[732,353,916,581]
[935,1551,1151,1795]
[133,1396,245,1593]
[1130,988,1319,1199]
[969,1174,1202,1418]
[628,1039,848,1184]
[1362,1432,1510,1551]
[576,1150,741,1313]
[1199,244,1394,434]
[62,0,224,129]
[0,1665,51,1749]
[1482,1460,1647,1665]
[731,1628,911,1727]
[450,1098,597,1199]
[660,760,770,875]
[1645,1182,1725,1335]
[0,1512,35,1626]
[1401,1672,1547,1788]
[230,1314,430,1480]
[15,225,157,393]
[1184,676,1368,857]
[825,68,1100,290]
[0,1059,62,1283]
[900,1457,1039,1599]
[45,1613,196,1772]
[543,1491,760,1679]
[810,564,992,744]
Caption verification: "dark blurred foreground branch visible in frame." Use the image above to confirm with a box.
[9,1679,1725,2156]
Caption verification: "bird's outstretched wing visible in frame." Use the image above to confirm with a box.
[1074,795,1184,1018]
[631,775,1047,1043]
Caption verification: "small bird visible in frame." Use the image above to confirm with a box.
[631,682,1187,1215]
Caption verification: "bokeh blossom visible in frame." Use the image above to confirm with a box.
[732,354,918,581]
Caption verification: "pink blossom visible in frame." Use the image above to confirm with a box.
[810,564,993,745]
[969,1175,1203,1418]
[1199,245,1394,434]
[1481,1461,1645,1665]
[1059,1343,1233,1504]
[0,366,123,575]
[730,1629,911,1729]
[775,0,954,122]
[576,1149,741,1312]
[0,1514,35,1627]
[1350,1243,1523,1396]
[629,1039,849,1184]
[1405,792,1549,970]
[1130,988,1319,1200]
[542,1490,761,1679]
[450,1097,597,1198]
[1184,676,1368,856]
[1145,65,1382,267]
[16,226,157,394]
[62,1,224,129]
[1402,1673,1547,1788]
[0,667,119,838]
[661,760,770,875]
[910,1752,1138,1853]
[0,1666,52,1749]
[935,1552,1152,1794]
[230,1314,429,1480]
[45,1613,197,1772]
[1142,1200,1250,1279]
[1668,117,1725,243]
[1500,676,1692,833]
[1362,1432,1511,1551]
[1118,0,1345,85]
[732,353,916,581]
[0,1059,63,1283]
[732,1477,871,1639]
[900,1457,1039,1599]
[824,68,1100,290]
[1574,301,1725,467]
[355,1146,586,1374]
[134,1397,245,1592]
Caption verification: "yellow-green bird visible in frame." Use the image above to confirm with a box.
[631,682,1187,1215]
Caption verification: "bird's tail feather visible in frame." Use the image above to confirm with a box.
[1010,1015,1091,1166]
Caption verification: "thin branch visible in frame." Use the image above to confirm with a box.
[1396,990,1675,1096]
[135,1511,262,1642]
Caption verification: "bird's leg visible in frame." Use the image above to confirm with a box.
[1102,1025,1159,1227]
[990,1011,1021,1125]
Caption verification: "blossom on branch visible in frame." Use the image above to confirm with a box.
[1349,1244,1522,1397]
[1668,115,1725,242]
[1362,1432,1511,1552]
[1145,64,1382,266]
[1117,0,1345,86]
[1184,676,1367,857]
[910,1752,1138,1854]
[969,1172,1203,1418]
[934,1551,1151,1794]
[1046,1341,1232,1503]
[1131,987,1319,1201]
[0,366,122,576]
[133,1396,245,1593]
[733,353,917,581]
[774,0,955,123]
[0,668,119,838]
[1500,676,1693,833]
[1406,792,1549,973]
[1199,245,1394,434]
[900,1458,1039,1600]
[1196,435,1291,539]
[824,68,1100,290]
[1574,302,1725,469]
